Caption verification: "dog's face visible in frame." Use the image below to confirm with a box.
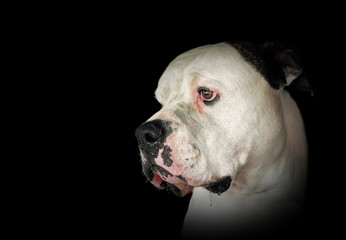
[135,42,302,196]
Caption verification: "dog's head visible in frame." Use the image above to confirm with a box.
[135,42,304,196]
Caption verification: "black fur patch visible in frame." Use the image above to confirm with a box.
[205,176,232,195]
[228,41,303,90]
[151,164,172,179]
[161,145,173,167]
[177,175,188,183]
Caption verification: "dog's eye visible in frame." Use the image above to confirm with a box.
[199,88,217,102]
[197,87,220,106]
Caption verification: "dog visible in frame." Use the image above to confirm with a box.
[135,41,308,239]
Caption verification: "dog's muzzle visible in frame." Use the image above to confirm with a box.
[135,120,191,196]
[135,119,231,196]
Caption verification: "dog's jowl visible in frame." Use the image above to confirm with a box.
[135,42,309,239]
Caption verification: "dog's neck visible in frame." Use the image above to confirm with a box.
[230,90,307,202]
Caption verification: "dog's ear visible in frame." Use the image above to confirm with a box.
[261,42,303,88]
[229,41,312,94]
[230,41,306,90]
[261,42,313,96]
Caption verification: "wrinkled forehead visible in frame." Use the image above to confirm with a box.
[154,42,260,103]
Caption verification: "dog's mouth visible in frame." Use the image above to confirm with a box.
[144,164,193,197]
[144,163,232,197]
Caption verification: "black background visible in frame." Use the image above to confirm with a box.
[26,16,344,239]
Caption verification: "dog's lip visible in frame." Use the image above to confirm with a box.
[151,164,172,180]
[151,171,165,188]
[151,164,188,185]
[150,168,193,197]
[147,164,172,188]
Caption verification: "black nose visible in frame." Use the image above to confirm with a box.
[135,120,172,155]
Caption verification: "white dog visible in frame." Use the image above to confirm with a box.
[135,42,308,239]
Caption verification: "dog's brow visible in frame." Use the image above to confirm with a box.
[154,93,163,105]
[155,88,167,106]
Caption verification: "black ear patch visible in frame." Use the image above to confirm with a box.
[205,176,232,195]
[228,41,304,90]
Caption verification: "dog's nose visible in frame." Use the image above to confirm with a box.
[135,120,168,149]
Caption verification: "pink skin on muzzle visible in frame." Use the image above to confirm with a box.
[141,147,193,196]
